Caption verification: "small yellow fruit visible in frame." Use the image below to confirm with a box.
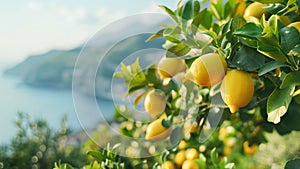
[144,90,166,117]
[182,160,199,169]
[145,115,171,140]
[158,57,186,80]
[185,148,199,160]
[174,150,186,166]
[162,161,175,169]
[243,141,258,156]
[178,140,188,150]
[224,137,237,148]
[223,146,232,156]
[243,2,268,22]
[186,53,227,86]
[220,69,254,113]
[288,22,300,32]
[235,0,246,16]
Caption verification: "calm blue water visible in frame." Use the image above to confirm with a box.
[0,62,114,144]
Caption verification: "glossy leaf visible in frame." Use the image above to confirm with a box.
[234,23,263,38]
[159,5,178,23]
[280,26,300,54]
[230,45,265,71]
[192,9,212,33]
[267,87,295,124]
[166,43,191,58]
[257,41,287,62]
[280,71,300,89]
[87,150,106,161]
[285,158,300,169]
[146,29,164,42]
[258,61,289,76]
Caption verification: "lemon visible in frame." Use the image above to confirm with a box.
[182,160,199,169]
[158,57,186,80]
[145,115,171,140]
[186,53,227,86]
[144,90,166,117]
[243,141,258,156]
[185,148,199,160]
[223,146,232,156]
[235,0,246,16]
[220,69,254,113]
[162,161,175,169]
[174,150,186,166]
[288,22,300,32]
[178,140,188,150]
[243,2,268,22]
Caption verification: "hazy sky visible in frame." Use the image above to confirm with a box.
[0,0,177,62]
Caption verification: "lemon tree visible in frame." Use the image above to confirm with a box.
[54,0,300,168]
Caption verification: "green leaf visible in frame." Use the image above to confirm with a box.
[210,148,219,168]
[87,150,106,161]
[285,158,300,169]
[166,43,191,58]
[230,45,265,71]
[289,44,300,57]
[234,23,263,38]
[192,9,212,32]
[258,61,289,76]
[170,127,182,146]
[182,0,194,21]
[267,87,295,124]
[193,0,200,16]
[280,26,300,54]
[257,41,287,62]
[194,154,207,169]
[146,29,164,42]
[159,5,178,23]
[280,71,300,89]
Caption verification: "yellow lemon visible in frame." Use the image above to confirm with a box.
[158,57,186,80]
[178,140,188,150]
[186,53,227,86]
[175,150,186,166]
[223,146,232,156]
[145,115,171,140]
[144,90,166,117]
[243,141,258,156]
[243,2,268,22]
[162,161,175,169]
[235,0,246,16]
[220,69,254,113]
[185,148,199,160]
[288,22,300,32]
[182,160,199,169]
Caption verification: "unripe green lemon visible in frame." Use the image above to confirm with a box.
[144,90,166,117]
[145,115,171,140]
[158,57,186,80]
[182,160,199,169]
[186,53,227,86]
[243,141,258,156]
[243,2,268,22]
[288,22,300,32]
[220,70,254,113]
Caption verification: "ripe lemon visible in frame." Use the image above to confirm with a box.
[185,148,199,160]
[243,2,268,22]
[158,57,186,80]
[178,140,187,150]
[162,161,175,169]
[235,0,246,16]
[145,115,171,140]
[182,160,199,169]
[175,150,186,166]
[144,90,166,117]
[186,53,227,86]
[220,69,254,113]
[288,22,300,32]
[243,141,258,156]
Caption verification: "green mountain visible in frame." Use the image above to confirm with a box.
[5,34,165,99]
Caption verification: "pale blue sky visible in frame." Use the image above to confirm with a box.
[0,0,177,62]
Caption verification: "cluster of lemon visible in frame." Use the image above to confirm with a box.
[162,141,201,169]
[219,126,258,156]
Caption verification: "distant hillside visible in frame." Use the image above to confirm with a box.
[5,34,165,99]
